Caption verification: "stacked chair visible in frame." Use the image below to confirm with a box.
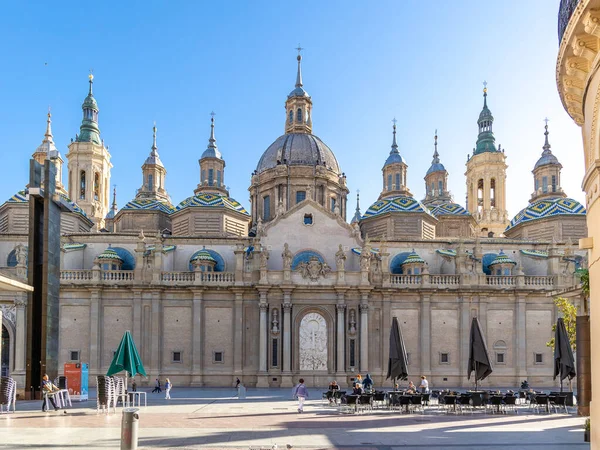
[96,375,116,414]
[0,377,16,413]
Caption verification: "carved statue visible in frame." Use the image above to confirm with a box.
[282,243,293,270]
[276,200,285,217]
[335,244,346,271]
[271,308,279,333]
[360,248,371,272]
[306,184,313,199]
[297,256,331,281]
[14,244,27,267]
[259,247,269,269]
[256,217,264,237]
[349,309,356,334]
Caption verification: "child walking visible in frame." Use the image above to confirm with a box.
[293,378,309,413]
[165,378,172,399]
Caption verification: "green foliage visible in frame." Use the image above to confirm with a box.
[546,297,577,351]
[585,418,590,431]
[577,268,590,297]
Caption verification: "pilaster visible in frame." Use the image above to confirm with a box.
[420,293,431,376]
[257,288,269,387]
[89,289,101,375]
[191,289,204,386]
[281,289,293,387]
[335,289,347,378]
[516,295,527,378]
[359,291,370,373]
[232,289,244,385]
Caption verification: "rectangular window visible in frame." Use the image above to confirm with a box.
[272,339,278,367]
[69,350,80,361]
[440,352,449,364]
[208,169,214,186]
[349,339,356,368]
[217,170,221,187]
[172,351,182,363]
[534,353,543,364]
[331,197,336,212]
[263,195,270,221]
[551,175,556,192]
[148,174,153,191]
[438,180,443,195]
[496,352,505,364]
[213,351,224,364]
[542,176,548,193]
[201,170,206,184]
[395,173,400,190]
[296,191,306,204]
[535,178,539,192]
[387,174,392,191]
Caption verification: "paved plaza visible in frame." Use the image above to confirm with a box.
[0,388,589,449]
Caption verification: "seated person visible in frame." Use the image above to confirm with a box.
[363,373,374,392]
[41,374,60,412]
[406,381,416,394]
[419,375,429,393]
[353,383,364,395]
[327,380,339,403]
[329,380,339,391]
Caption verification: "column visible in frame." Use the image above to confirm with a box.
[233,290,243,385]
[420,294,431,376]
[515,295,526,378]
[89,290,101,375]
[281,289,293,387]
[132,290,142,349]
[259,302,268,373]
[359,293,369,373]
[382,294,391,379]
[459,296,470,387]
[150,291,161,376]
[191,289,204,386]
[336,294,346,376]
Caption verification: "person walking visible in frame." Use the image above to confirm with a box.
[235,378,241,389]
[41,374,60,412]
[132,380,137,392]
[152,378,161,393]
[165,378,172,399]
[293,378,309,413]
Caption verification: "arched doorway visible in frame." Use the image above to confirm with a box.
[299,313,327,371]
[1,325,9,377]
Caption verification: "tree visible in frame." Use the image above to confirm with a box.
[546,297,577,351]
[576,268,590,315]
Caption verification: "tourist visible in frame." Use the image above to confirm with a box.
[41,374,60,412]
[165,378,172,399]
[132,380,137,392]
[293,378,309,413]
[235,378,241,388]
[363,373,374,392]
[152,378,162,393]
[327,380,339,404]
[353,383,364,395]
[419,376,429,393]
[406,381,416,394]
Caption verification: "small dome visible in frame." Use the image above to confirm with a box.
[506,197,586,232]
[362,196,435,219]
[82,93,98,111]
[288,86,310,98]
[97,247,123,262]
[401,251,425,265]
[426,162,446,175]
[429,202,470,217]
[201,147,222,159]
[190,248,216,264]
[534,151,560,169]
[256,133,341,175]
[175,193,249,215]
[384,152,404,166]
[479,105,493,122]
[489,251,516,266]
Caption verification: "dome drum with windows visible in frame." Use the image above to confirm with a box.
[190,247,217,272]
[95,246,123,270]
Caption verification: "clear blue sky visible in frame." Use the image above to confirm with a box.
[0,0,583,220]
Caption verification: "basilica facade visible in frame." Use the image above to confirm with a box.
[0,54,589,391]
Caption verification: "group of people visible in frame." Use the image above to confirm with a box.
[152,378,172,399]
[402,376,429,394]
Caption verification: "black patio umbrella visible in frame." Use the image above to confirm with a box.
[386,317,409,389]
[553,317,576,392]
[467,317,493,390]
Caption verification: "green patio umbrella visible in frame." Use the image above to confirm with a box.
[107,331,146,390]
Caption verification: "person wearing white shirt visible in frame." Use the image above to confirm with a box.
[419,376,429,393]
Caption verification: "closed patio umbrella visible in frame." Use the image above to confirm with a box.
[553,318,576,392]
[386,317,409,389]
[468,317,493,390]
[107,331,146,390]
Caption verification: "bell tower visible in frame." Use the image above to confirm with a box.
[195,114,228,196]
[531,120,566,202]
[379,120,411,199]
[465,83,509,237]
[65,74,112,230]
[284,46,313,135]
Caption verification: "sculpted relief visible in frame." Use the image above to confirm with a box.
[299,312,327,371]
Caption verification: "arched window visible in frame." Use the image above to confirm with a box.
[430,182,434,195]
[289,110,293,124]
[94,172,100,201]
[551,175,556,192]
[490,178,496,208]
[387,174,392,191]
[79,170,86,200]
[395,173,400,190]
[438,180,443,195]
[477,179,484,214]
[535,178,539,192]
[201,170,206,184]
[148,174,153,191]
[297,108,302,122]
[542,176,548,193]
[217,170,222,187]
[208,169,214,186]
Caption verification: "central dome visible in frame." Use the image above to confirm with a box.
[256,133,341,174]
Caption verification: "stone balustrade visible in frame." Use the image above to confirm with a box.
[486,276,516,286]
[430,274,461,285]
[524,276,555,286]
[160,271,235,286]
[390,274,422,285]
[161,271,195,283]
[60,270,93,282]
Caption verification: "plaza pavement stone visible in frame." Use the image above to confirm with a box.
[0,388,590,449]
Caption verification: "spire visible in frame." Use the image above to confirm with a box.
[351,190,362,223]
[432,129,439,164]
[152,122,158,153]
[295,44,303,88]
[45,108,54,142]
[474,81,497,155]
[383,118,404,167]
[111,185,117,212]
[533,118,561,170]
[201,112,222,159]
[391,119,398,152]
[77,73,101,145]
[144,122,164,166]
[483,80,488,108]
[33,109,58,160]
[543,117,551,152]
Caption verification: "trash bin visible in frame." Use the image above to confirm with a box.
[120,408,139,450]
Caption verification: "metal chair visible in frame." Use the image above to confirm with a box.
[410,394,424,414]
[489,395,504,414]
[503,395,518,414]
[550,395,568,414]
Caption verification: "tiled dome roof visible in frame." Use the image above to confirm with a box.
[362,196,434,219]
[429,202,470,217]
[256,133,341,175]
[122,199,173,214]
[489,251,516,266]
[506,197,585,232]
[175,193,249,215]
[401,251,425,265]
[97,247,123,261]
[190,248,216,263]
